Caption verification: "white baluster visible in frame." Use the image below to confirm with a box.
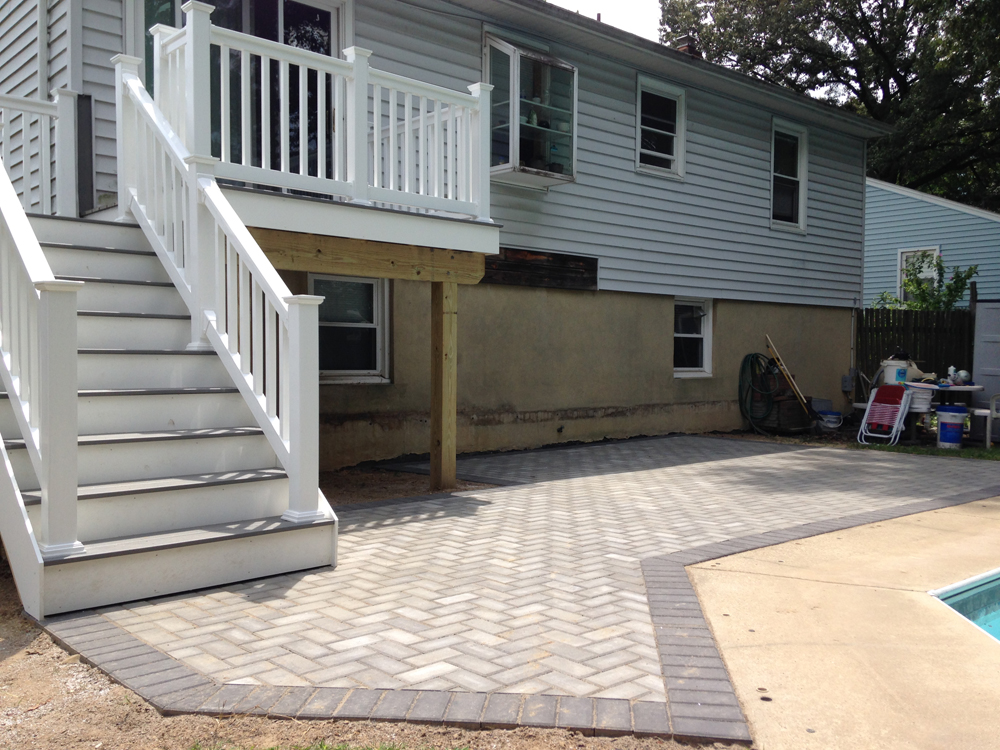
[261,56,271,170]
[280,60,290,172]
[298,63,307,176]
[241,50,251,166]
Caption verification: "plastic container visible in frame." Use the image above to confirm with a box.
[817,410,842,431]
[937,405,967,449]
[904,382,935,413]
[881,359,910,385]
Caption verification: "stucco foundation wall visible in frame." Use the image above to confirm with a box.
[317,280,853,469]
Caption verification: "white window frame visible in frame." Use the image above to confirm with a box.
[309,273,390,384]
[635,75,686,180]
[770,118,808,233]
[897,246,941,299]
[673,298,713,378]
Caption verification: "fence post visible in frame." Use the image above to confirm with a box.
[344,47,372,205]
[183,1,214,159]
[53,89,79,218]
[34,280,83,558]
[467,82,493,223]
[281,295,326,523]
[113,55,142,221]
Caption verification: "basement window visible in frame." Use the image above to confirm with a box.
[674,299,713,377]
[487,36,577,188]
[309,274,390,383]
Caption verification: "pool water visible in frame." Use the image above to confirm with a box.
[941,573,1000,641]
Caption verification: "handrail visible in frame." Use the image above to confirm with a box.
[0,145,82,558]
[368,69,479,107]
[0,95,58,117]
[210,25,354,76]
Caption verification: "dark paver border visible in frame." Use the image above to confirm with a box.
[36,479,1000,746]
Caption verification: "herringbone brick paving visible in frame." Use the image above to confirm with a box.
[100,436,1000,703]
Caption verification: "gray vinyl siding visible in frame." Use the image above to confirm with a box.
[0,0,38,98]
[83,0,122,202]
[864,181,1000,306]
[356,0,866,308]
[48,0,73,92]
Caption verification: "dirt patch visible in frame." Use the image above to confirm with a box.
[0,557,725,750]
[319,467,495,507]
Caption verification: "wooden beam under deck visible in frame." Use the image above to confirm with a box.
[249,228,485,284]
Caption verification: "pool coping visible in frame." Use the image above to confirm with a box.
[35,481,1000,746]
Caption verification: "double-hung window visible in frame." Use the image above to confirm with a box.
[636,76,685,178]
[309,274,389,383]
[898,247,940,301]
[674,299,712,377]
[771,120,808,231]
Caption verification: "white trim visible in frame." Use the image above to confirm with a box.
[309,273,390,383]
[868,177,1000,226]
[635,75,685,180]
[770,117,808,233]
[673,297,713,378]
[896,246,940,298]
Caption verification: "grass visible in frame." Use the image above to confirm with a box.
[850,442,1000,460]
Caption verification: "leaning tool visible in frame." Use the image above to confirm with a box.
[766,334,813,418]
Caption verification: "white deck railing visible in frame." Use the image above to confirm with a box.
[0,92,79,217]
[116,51,326,523]
[0,148,82,562]
[150,1,491,220]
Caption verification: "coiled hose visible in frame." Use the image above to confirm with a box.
[739,353,780,435]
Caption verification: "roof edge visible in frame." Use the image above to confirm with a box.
[867,178,1000,226]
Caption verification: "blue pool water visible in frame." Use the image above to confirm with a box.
[941,573,1000,641]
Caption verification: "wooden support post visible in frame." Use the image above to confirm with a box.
[430,281,457,490]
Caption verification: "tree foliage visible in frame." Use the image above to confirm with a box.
[660,0,1000,211]
[873,250,979,310]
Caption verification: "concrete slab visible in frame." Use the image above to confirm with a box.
[689,496,1000,750]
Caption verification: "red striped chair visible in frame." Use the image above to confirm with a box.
[858,385,912,446]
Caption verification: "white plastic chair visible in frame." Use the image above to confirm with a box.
[971,394,1000,449]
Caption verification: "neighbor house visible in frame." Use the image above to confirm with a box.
[0,0,889,617]
[864,178,1000,306]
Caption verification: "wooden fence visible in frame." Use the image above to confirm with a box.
[855,308,974,391]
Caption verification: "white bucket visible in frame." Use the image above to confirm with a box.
[881,359,910,385]
[817,410,842,431]
[937,406,967,449]
[905,385,935,413]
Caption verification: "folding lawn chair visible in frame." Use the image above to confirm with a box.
[857,384,912,446]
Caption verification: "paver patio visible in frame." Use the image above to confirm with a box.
[89,436,1000,707]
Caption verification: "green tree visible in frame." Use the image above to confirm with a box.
[873,250,979,310]
[659,0,1000,211]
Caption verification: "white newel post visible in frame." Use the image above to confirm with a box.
[467,82,493,223]
[183,1,214,159]
[281,295,325,523]
[53,89,79,218]
[113,55,142,221]
[185,157,219,349]
[35,280,84,558]
[344,47,372,205]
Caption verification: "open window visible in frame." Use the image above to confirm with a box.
[309,274,390,383]
[487,36,577,188]
[674,299,713,378]
[771,119,808,231]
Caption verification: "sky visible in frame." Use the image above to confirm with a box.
[544,0,662,41]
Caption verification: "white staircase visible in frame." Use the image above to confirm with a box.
[0,215,336,616]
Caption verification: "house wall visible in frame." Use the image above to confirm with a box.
[354,0,867,310]
[304,277,853,469]
[864,181,1000,306]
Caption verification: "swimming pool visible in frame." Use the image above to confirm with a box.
[934,569,1000,641]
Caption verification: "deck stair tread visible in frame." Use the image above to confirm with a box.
[42,515,335,566]
[55,274,175,287]
[4,426,263,451]
[78,311,191,320]
[0,386,239,400]
[20,468,287,505]
[40,241,157,257]
[78,348,218,355]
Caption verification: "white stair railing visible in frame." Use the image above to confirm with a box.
[0,151,82,562]
[115,46,326,522]
[150,2,491,220]
[0,91,79,217]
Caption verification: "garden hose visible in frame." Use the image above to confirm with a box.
[739,352,781,435]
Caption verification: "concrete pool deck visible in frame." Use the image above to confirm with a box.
[689,496,1000,750]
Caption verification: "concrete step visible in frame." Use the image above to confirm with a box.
[78,311,192,350]
[61,276,188,317]
[23,469,289,541]
[77,350,231,390]
[6,427,276,490]
[41,515,338,615]
[28,215,147,250]
[43,243,171,283]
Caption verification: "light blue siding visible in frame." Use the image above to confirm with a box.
[864,180,1000,306]
[356,0,867,308]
